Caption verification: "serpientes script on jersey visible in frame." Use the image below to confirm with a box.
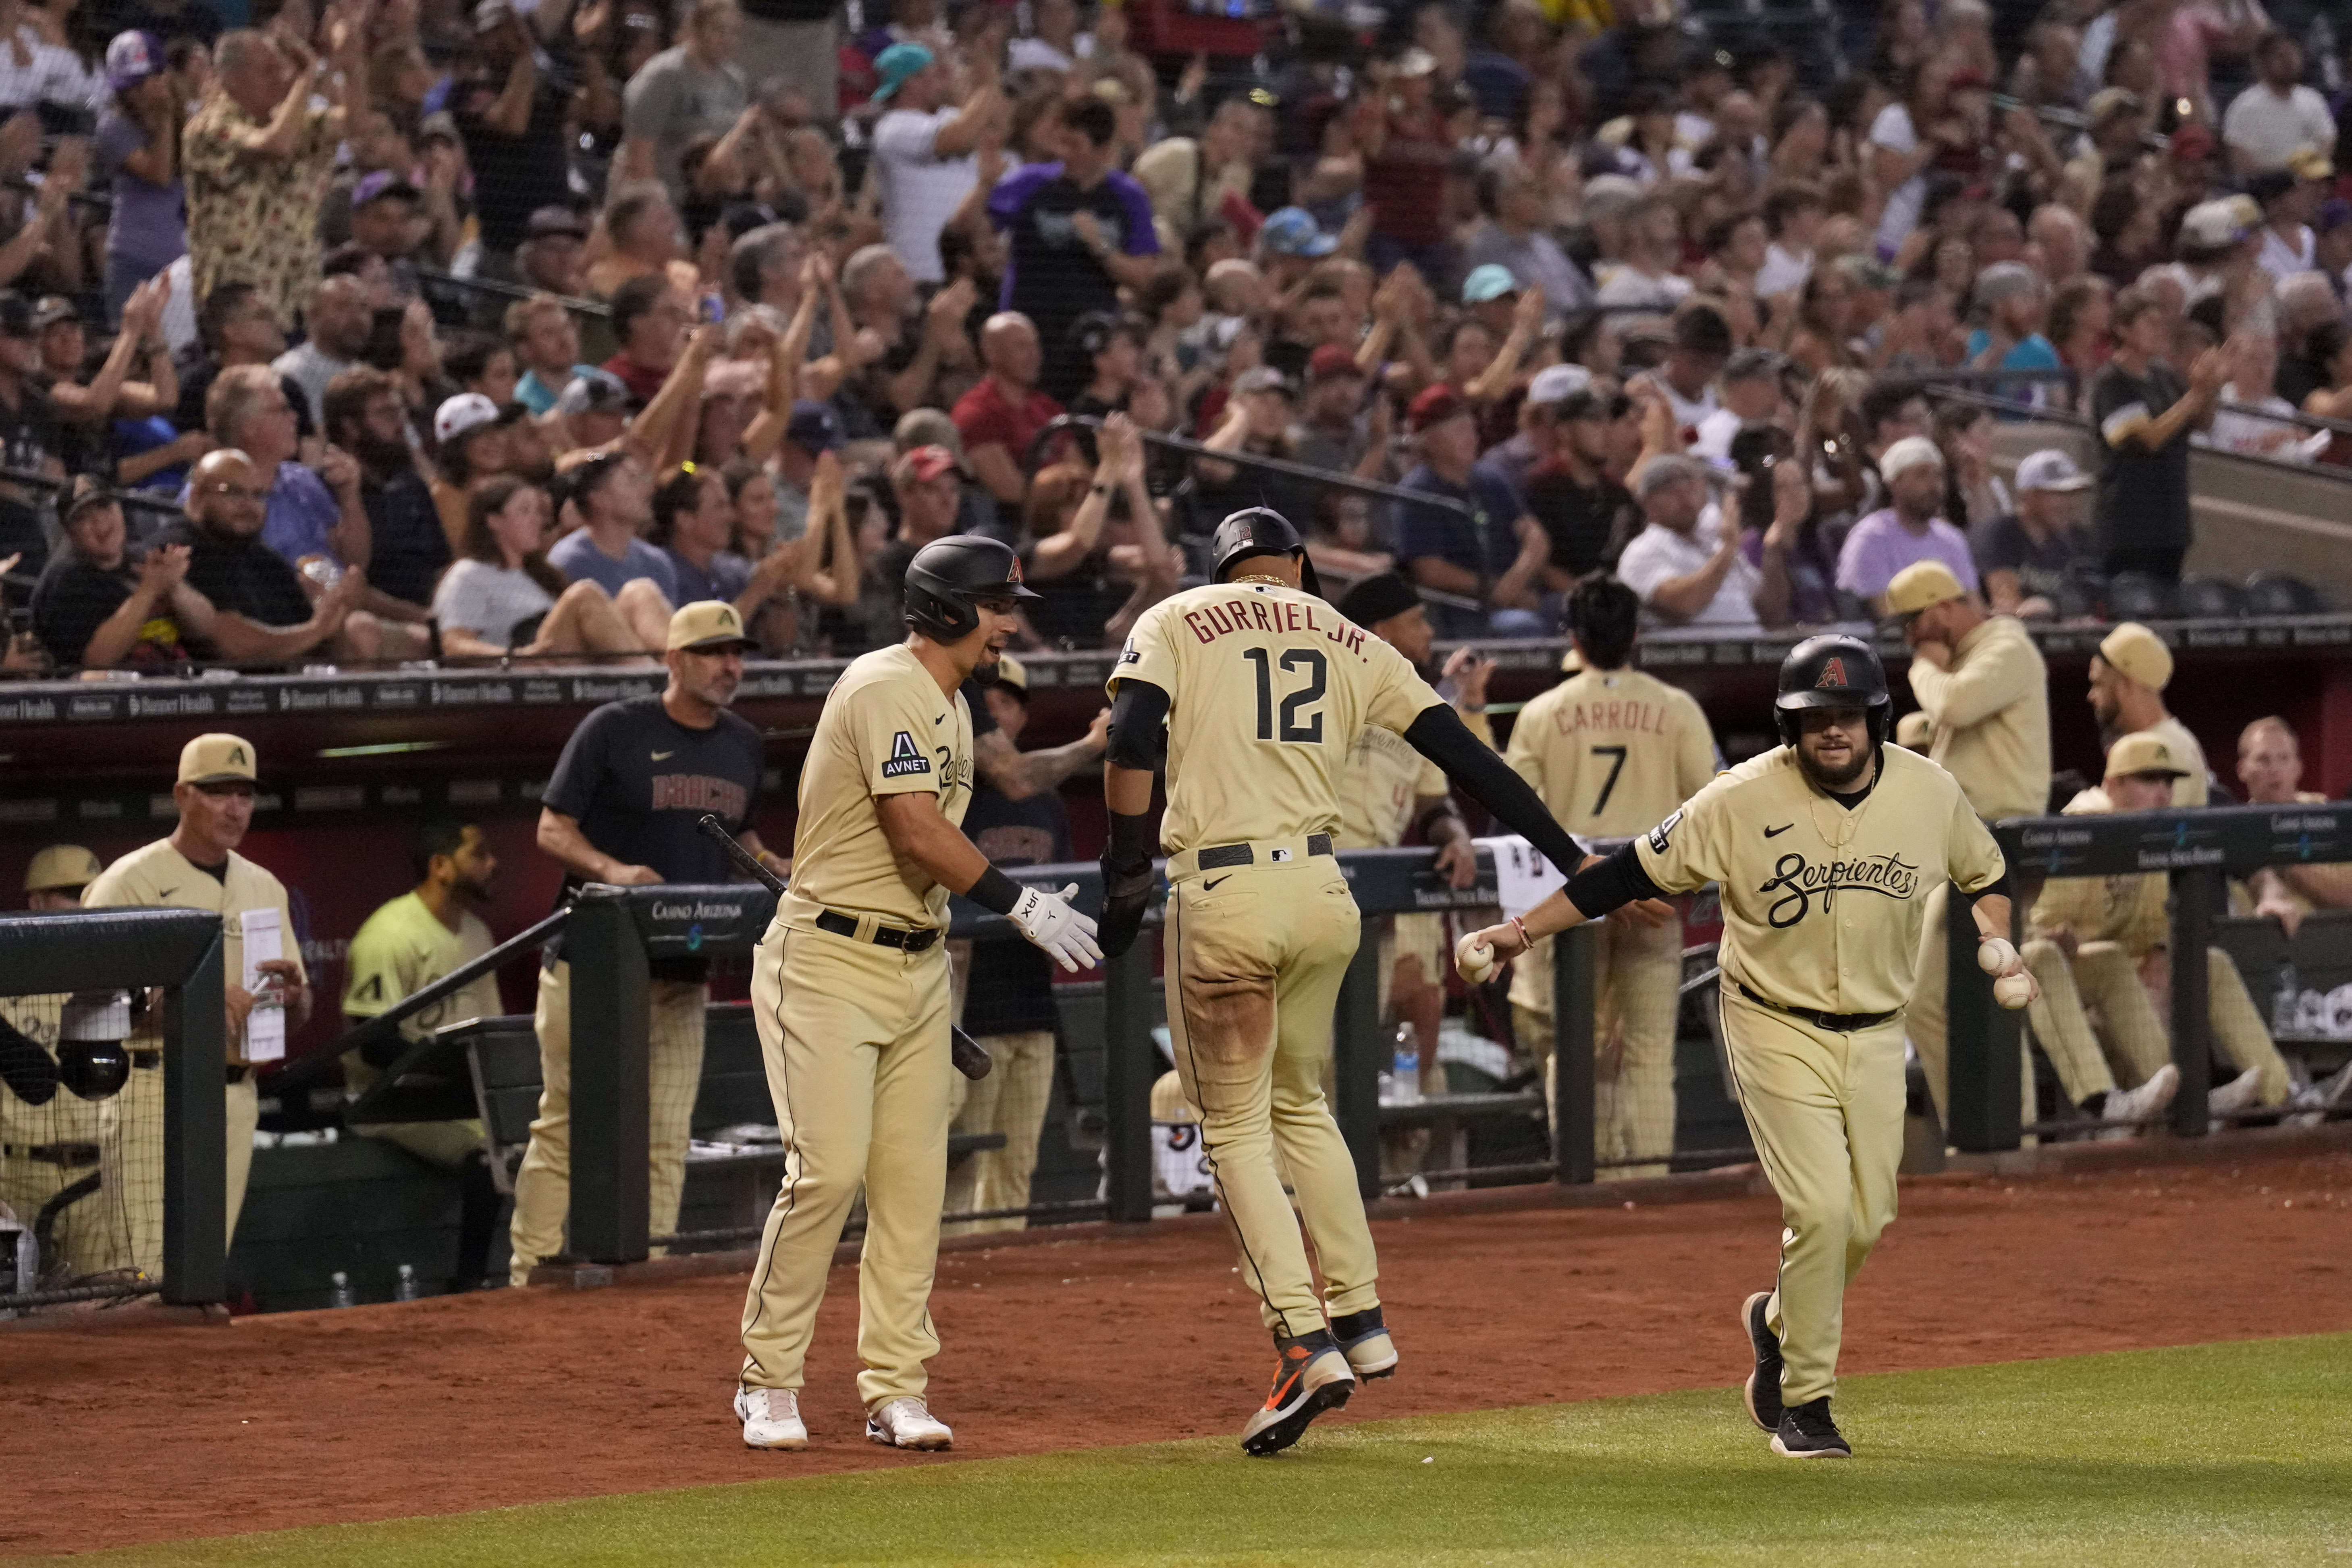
[1758,849,1924,928]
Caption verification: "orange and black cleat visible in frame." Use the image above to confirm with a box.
[1240,1328,1355,1456]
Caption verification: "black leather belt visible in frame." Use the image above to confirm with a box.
[816,909,939,951]
[2,1141,100,1167]
[1737,983,1899,1034]
[1197,833,1334,870]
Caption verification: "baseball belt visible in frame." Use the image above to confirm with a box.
[1195,833,1335,871]
[1736,982,1899,1034]
[1,1141,100,1167]
[815,909,940,952]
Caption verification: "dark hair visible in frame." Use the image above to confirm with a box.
[1565,576,1640,670]
[2047,275,2110,350]
[1858,376,1926,436]
[648,464,717,547]
[1558,310,1609,366]
[1761,181,1823,236]
[412,818,471,880]
[1058,95,1118,148]
[2088,177,2141,246]
[2109,284,2163,333]
[2306,318,2351,374]
[321,363,399,444]
[440,420,503,485]
[1702,208,1762,257]
[443,331,509,390]
[1136,264,1196,321]
[609,274,672,348]
[464,475,565,597]
[198,282,261,352]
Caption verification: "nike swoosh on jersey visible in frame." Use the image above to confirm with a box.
[1764,823,1793,837]
[156,887,178,899]
[935,714,947,725]
[1202,875,1231,891]
[651,750,676,760]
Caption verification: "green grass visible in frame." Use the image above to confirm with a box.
[60,1336,2352,1567]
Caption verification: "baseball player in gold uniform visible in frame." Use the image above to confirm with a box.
[1,848,104,1273]
[1098,509,1597,1456]
[1502,577,1714,1176]
[2085,623,2207,807]
[736,536,1100,1454]
[84,735,310,1278]
[1459,636,2033,1459]
[1880,561,2051,1130]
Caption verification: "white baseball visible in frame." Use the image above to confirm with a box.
[1978,937,2019,976]
[1993,971,2035,1010]
[1455,931,1497,984]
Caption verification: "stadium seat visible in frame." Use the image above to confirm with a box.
[2103,573,2174,623]
[2173,578,2244,619]
[2243,572,2329,617]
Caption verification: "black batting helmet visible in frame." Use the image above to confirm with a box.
[1210,507,1321,597]
[1774,633,1891,749]
[903,534,1041,644]
[56,1038,128,1101]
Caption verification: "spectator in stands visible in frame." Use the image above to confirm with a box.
[152,448,371,663]
[601,275,692,409]
[1288,343,1386,482]
[436,476,650,660]
[2274,271,2344,406]
[30,479,196,669]
[1835,435,1978,617]
[507,295,596,418]
[2250,157,2329,285]
[2221,31,2333,177]
[1616,453,1784,632]
[549,367,634,457]
[2088,285,2226,584]
[1463,158,1589,319]
[545,450,677,646]
[649,459,803,625]
[1521,385,1640,587]
[1933,403,2010,540]
[183,22,368,320]
[1132,93,1263,249]
[1396,383,1551,638]
[584,185,690,304]
[96,30,186,326]
[450,4,574,281]
[2087,621,2208,807]
[952,312,1060,509]
[1019,414,1177,648]
[272,274,372,425]
[1190,366,1315,531]
[1965,262,2062,409]
[322,367,449,616]
[869,41,1004,286]
[431,393,529,553]
[1978,449,2090,620]
[343,171,433,297]
[1689,348,1780,463]
[2205,327,2313,460]
[176,282,304,444]
[515,208,590,299]
[205,365,357,566]
[620,0,748,201]
[37,287,179,475]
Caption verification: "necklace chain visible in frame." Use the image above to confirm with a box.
[1232,573,1288,587]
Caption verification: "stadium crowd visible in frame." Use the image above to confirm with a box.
[0,0,2345,673]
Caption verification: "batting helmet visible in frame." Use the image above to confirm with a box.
[1774,633,1891,749]
[56,1038,129,1101]
[1210,507,1321,598]
[903,535,1041,644]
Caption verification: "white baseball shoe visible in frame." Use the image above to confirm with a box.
[866,1396,954,1450]
[2100,1063,2179,1138]
[2207,1065,2268,1120]
[735,1385,807,1450]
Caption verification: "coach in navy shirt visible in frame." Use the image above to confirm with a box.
[1395,385,1554,638]
[987,95,1159,403]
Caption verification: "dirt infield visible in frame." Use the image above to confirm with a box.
[8,1140,2352,1558]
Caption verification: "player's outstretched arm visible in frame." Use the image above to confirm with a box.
[1400,703,1585,876]
[877,792,1103,972]
[1097,679,1169,957]
[1456,842,1671,982]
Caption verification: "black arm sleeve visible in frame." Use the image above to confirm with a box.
[1562,841,1667,921]
[1962,870,2014,903]
[1106,679,1170,772]
[1400,704,1585,876]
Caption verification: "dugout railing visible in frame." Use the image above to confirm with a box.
[0,908,227,1311]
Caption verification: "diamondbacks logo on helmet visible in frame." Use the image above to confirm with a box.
[1816,658,1848,690]
[1006,555,1024,584]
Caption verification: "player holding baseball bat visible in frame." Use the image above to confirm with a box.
[1456,636,2036,1460]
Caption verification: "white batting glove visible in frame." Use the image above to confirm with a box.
[1008,882,1103,973]
[1456,930,1498,985]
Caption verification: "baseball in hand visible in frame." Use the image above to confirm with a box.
[1977,937,2019,976]
[1456,931,1496,985]
[1993,971,2035,1010]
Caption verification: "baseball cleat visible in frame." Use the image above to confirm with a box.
[1240,1329,1355,1456]
[2207,1065,2267,1119]
[1741,1291,1784,1433]
[1772,1397,1851,1459]
[2101,1063,2179,1138]
[866,1396,953,1451]
[734,1385,807,1450]
[1332,1305,1398,1380]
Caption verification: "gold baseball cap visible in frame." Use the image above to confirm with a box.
[179,733,258,785]
[1895,711,1934,750]
[666,600,754,652]
[2105,730,2190,781]
[994,653,1029,694]
[1885,560,1968,618]
[2098,622,2173,691]
[24,843,100,893]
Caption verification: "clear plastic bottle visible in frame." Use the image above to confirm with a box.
[2273,959,2302,1036]
[1391,1024,1421,1107]
[394,1263,419,1302]
[328,1270,356,1309]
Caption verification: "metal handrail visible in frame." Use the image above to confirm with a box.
[413,267,613,321]
[1930,384,2352,472]
[1025,412,1475,518]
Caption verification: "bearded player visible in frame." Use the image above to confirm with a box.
[1459,636,2036,1459]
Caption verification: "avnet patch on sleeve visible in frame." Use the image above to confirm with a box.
[1648,809,1682,854]
[883,731,932,778]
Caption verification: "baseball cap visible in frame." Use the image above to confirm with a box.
[104,29,163,93]
[556,368,631,417]
[30,295,76,330]
[1462,264,1519,304]
[435,392,503,445]
[1307,343,1363,384]
[2014,449,2091,493]
[873,41,935,103]
[785,399,844,453]
[1973,261,2041,305]
[60,474,113,528]
[352,170,423,210]
[1336,572,1421,628]
[2099,622,2174,691]
[1232,365,1292,399]
[994,652,1030,695]
[2105,730,2191,781]
[1581,174,1644,221]
[525,206,590,243]
[1635,454,1709,498]
[179,733,258,786]
[1259,208,1336,259]
[1527,362,1593,406]
[2288,146,2335,183]
[893,443,961,486]
[24,844,101,894]
[2087,87,2143,124]
[2179,197,2250,251]
[667,600,755,653]
[1406,383,1469,433]
[1878,434,1946,484]
[1884,560,1967,619]
[419,110,460,146]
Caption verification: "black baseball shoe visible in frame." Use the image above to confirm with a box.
[1772,1397,1851,1459]
[1741,1291,1784,1433]
[1332,1305,1398,1380]
[1240,1328,1355,1456]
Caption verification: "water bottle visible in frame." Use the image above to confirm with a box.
[394,1263,419,1302]
[1391,1024,1421,1107]
[2272,959,2301,1037]
[328,1270,356,1309]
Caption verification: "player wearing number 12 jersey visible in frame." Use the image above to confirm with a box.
[1095,509,1592,1456]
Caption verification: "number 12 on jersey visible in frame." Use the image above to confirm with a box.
[1243,647,1327,743]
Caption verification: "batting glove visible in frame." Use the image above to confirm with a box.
[1008,882,1103,972]
[1097,852,1155,958]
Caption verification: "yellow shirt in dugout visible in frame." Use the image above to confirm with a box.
[1112,581,1441,854]
[2029,788,2171,956]
[342,893,502,1044]
[1903,614,2051,824]
[1336,707,1493,851]
[83,838,305,1059]
[783,643,976,931]
[1633,744,2006,1018]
